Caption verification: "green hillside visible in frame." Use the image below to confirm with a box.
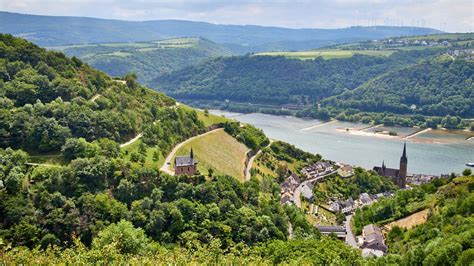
[0,34,366,265]
[323,57,474,117]
[154,49,439,105]
[54,37,232,85]
[354,175,474,265]
[0,34,205,155]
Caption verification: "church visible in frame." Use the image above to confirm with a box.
[373,143,407,188]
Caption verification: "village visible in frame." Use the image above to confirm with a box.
[277,144,448,258]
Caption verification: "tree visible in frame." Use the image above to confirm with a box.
[124,73,138,90]
[208,167,214,177]
[92,220,155,255]
[462,168,472,177]
[61,138,98,161]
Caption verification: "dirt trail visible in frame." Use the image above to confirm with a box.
[120,133,143,148]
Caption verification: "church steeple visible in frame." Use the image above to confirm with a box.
[190,148,194,159]
[398,142,407,188]
[401,142,407,163]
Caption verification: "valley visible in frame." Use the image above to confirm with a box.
[0,6,473,265]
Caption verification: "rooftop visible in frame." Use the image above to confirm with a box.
[175,156,197,167]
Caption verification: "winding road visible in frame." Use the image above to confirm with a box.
[244,139,274,181]
[345,215,358,247]
[293,170,337,207]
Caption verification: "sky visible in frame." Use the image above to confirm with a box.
[1,0,473,32]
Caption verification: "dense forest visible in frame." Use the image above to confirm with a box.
[0,34,205,154]
[0,34,367,264]
[60,38,231,85]
[323,57,474,117]
[154,49,439,104]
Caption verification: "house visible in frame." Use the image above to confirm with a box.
[302,161,333,179]
[317,226,347,240]
[340,198,355,213]
[359,193,373,205]
[330,202,341,212]
[337,164,354,178]
[300,183,314,202]
[174,149,198,175]
[280,192,295,205]
[280,181,293,194]
[280,173,301,194]
[360,224,387,257]
[288,173,300,186]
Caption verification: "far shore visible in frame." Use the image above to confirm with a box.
[210,109,473,145]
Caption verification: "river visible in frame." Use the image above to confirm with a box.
[210,110,474,176]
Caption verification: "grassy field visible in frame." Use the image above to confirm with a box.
[51,37,199,51]
[121,139,165,169]
[28,153,65,165]
[178,104,231,127]
[256,49,394,60]
[171,129,249,181]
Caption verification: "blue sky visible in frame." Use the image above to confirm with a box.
[2,0,473,32]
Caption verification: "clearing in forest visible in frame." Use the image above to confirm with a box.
[384,209,430,231]
[172,129,249,181]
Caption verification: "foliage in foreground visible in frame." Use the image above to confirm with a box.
[361,176,474,265]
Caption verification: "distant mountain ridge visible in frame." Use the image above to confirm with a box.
[0,11,442,51]
[55,37,231,84]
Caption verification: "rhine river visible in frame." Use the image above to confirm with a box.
[211,110,474,176]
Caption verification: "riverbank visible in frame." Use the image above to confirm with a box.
[210,110,474,176]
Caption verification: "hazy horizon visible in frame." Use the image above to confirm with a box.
[1,0,473,33]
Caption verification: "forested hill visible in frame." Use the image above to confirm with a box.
[55,37,232,85]
[0,34,205,153]
[153,49,439,104]
[323,57,474,117]
[0,34,364,264]
[1,11,441,51]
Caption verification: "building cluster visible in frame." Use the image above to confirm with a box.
[280,161,336,206]
[329,192,393,214]
[280,173,300,205]
[446,49,474,60]
[407,174,447,186]
[301,161,333,179]
[373,38,450,47]
[358,224,388,258]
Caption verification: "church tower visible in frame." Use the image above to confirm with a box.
[398,143,407,188]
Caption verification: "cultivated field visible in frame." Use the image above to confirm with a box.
[172,129,249,181]
[384,209,430,231]
[50,37,199,51]
[256,49,394,60]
